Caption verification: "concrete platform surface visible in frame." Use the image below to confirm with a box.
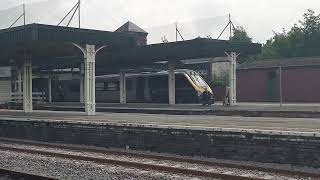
[1,110,320,135]
[37,102,320,118]
[42,102,320,112]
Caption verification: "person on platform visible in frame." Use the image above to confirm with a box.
[202,88,212,106]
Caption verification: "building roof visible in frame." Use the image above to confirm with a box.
[0,23,136,47]
[0,23,136,67]
[98,38,262,70]
[0,23,261,72]
[115,21,148,34]
[238,56,320,70]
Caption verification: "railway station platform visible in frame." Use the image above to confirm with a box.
[37,102,320,118]
[0,109,320,133]
[0,109,320,168]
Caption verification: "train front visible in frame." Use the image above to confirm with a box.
[186,71,213,99]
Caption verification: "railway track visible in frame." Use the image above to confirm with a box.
[0,167,56,180]
[0,138,318,180]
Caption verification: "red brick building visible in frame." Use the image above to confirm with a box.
[237,56,320,102]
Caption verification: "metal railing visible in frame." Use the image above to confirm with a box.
[9,92,46,104]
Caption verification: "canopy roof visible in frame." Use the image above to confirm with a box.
[0,23,136,67]
[0,24,262,72]
[238,56,320,70]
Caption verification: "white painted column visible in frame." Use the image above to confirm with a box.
[80,63,85,103]
[23,61,33,112]
[228,52,237,106]
[144,77,151,101]
[84,45,96,116]
[48,71,52,103]
[168,61,176,105]
[72,43,106,116]
[119,71,127,104]
[17,66,22,101]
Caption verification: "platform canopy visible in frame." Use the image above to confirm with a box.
[0,23,136,68]
[0,23,262,115]
[98,38,261,71]
[0,23,261,71]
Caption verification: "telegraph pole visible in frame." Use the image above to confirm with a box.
[78,0,81,28]
[279,66,283,107]
[175,23,178,42]
[175,22,184,41]
[58,1,81,27]
[217,13,236,40]
[23,4,26,25]
[9,4,26,28]
[229,14,232,40]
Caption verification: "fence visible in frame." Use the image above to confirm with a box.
[9,92,46,104]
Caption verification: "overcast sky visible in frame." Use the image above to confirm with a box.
[1,0,320,44]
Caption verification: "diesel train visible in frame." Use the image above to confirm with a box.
[51,69,213,103]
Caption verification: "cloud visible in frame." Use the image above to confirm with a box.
[1,0,320,43]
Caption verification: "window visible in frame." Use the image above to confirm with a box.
[126,80,133,91]
[176,74,192,88]
[189,73,208,87]
[149,75,168,89]
[70,83,80,92]
[96,82,105,91]
[104,81,119,91]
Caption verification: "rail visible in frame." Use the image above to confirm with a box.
[0,167,56,180]
[0,138,318,179]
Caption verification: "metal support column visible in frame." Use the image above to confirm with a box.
[80,63,85,103]
[120,71,126,104]
[207,61,214,83]
[228,52,237,106]
[17,66,22,101]
[84,45,96,115]
[48,71,52,103]
[168,62,176,105]
[279,66,283,107]
[72,43,106,116]
[23,61,32,112]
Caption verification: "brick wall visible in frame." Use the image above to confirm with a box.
[237,67,320,102]
[0,120,319,168]
[282,67,320,102]
[237,69,269,102]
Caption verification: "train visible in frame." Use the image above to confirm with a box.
[51,69,213,103]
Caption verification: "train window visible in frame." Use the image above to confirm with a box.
[190,73,207,86]
[126,80,133,91]
[70,84,80,92]
[176,74,192,88]
[104,82,119,91]
[149,75,168,89]
[96,82,105,91]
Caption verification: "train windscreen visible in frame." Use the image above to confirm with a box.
[189,73,208,87]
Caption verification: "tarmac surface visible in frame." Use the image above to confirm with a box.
[0,109,320,134]
[43,102,320,112]
[38,102,320,118]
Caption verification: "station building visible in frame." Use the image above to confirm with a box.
[0,21,260,115]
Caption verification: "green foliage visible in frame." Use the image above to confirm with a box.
[230,26,252,43]
[261,9,320,59]
[203,74,228,89]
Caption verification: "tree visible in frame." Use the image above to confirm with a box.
[229,26,254,64]
[230,26,252,43]
[261,9,320,59]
